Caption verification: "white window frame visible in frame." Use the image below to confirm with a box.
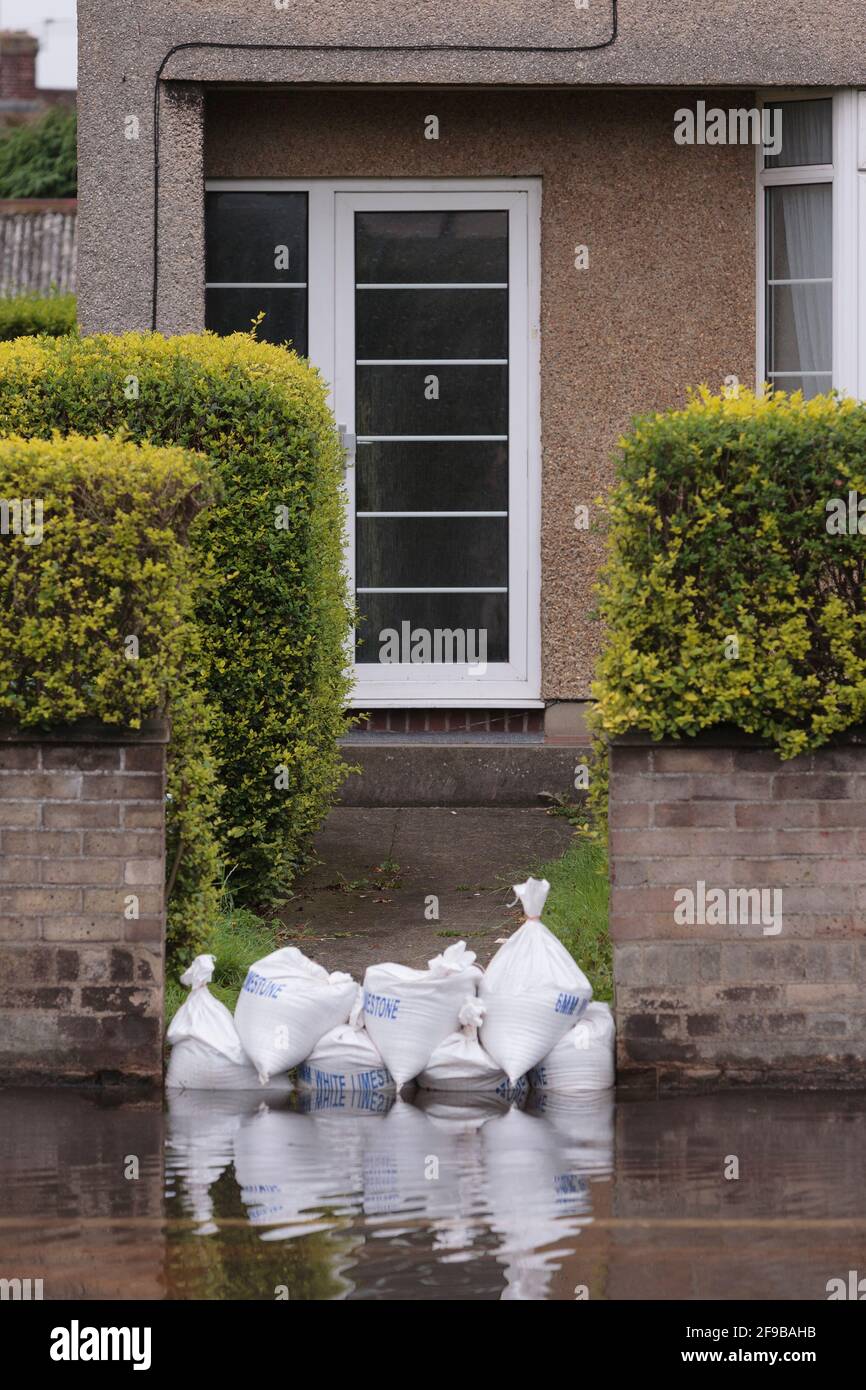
[756,90,860,399]
[206,177,542,708]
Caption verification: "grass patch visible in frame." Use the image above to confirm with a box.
[164,908,280,1025]
[532,834,611,1002]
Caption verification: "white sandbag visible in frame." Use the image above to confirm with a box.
[234,946,356,1084]
[528,1002,615,1093]
[418,997,525,1097]
[362,941,482,1086]
[298,987,395,1097]
[166,954,289,1091]
[479,877,592,1083]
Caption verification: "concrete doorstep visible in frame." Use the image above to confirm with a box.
[338,739,586,807]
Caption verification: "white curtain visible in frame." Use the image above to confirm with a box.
[769,100,832,168]
[769,184,832,394]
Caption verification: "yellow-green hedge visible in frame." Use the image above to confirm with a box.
[0,432,209,725]
[591,388,866,759]
[0,292,77,341]
[0,331,354,908]
[0,433,221,956]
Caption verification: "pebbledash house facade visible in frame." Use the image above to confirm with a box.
[78,1,866,738]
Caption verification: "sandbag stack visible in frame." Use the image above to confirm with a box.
[164,879,615,1095]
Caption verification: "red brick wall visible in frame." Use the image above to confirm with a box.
[0,724,168,1083]
[608,734,866,1088]
[0,33,37,103]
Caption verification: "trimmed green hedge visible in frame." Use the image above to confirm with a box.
[0,332,353,907]
[591,388,866,759]
[0,433,220,956]
[0,293,77,341]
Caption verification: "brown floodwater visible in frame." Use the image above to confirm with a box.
[0,1086,864,1301]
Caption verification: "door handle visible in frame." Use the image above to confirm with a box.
[338,423,356,474]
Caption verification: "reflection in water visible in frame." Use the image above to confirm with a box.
[2,1089,866,1300]
[193,1087,614,1299]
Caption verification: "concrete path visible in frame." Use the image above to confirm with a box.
[279,806,575,976]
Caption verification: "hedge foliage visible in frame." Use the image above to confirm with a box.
[0,332,354,907]
[591,388,866,759]
[0,108,77,198]
[0,293,77,341]
[0,433,220,955]
[0,433,210,724]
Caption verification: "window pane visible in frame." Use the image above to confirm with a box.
[356,210,508,283]
[356,287,508,359]
[356,592,508,664]
[356,441,509,512]
[205,287,308,354]
[356,364,507,435]
[765,184,832,399]
[767,283,832,373]
[764,99,832,169]
[767,184,832,280]
[205,192,307,283]
[357,517,508,589]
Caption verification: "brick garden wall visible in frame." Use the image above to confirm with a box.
[0,722,168,1083]
[609,732,866,1089]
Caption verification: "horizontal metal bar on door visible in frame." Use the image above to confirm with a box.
[768,370,832,377]
[358,435,508,442]
[358,364,511,369]
[357,587,508,593]
[355,283,508,290]
[205,281,308,289]
[766,278,832,286]
[357,511,508,518]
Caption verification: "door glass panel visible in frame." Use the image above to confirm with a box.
[357,517,508,589]
[357,288,508,358]
[356,365,508,436]
[357,594,507,665]
[356,441,508,513]
[205,191,308,353]
[354,207,510,669]
[356,210,508,282]
[205,287,308,352]
[206,192,307,282]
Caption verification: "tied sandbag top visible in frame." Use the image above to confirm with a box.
[514,876,550,921]
[179,953,216,990]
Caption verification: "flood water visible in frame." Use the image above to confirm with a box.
[1,1087,864,1301]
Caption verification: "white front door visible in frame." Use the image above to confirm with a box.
[335,185,540,706]
[204,177,541,707]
